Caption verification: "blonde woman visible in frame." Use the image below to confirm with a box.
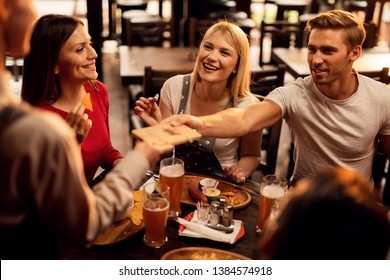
[135,20,262,183]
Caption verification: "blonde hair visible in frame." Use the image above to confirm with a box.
[192,20,253,106]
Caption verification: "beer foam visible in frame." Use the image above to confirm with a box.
[144,198,169,211]
[262,184,285,199]
[160,164,184,177]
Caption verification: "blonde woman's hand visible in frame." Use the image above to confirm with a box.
[66,102,92,143]
[224,165,246,183]
[134,96,162,126]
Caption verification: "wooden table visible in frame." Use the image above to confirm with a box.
[59,176,263,260]
[271,47,390,79]
[119,45,264,85]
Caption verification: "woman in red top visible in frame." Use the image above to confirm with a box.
[22,14,122,184]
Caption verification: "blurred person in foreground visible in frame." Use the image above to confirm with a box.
[259,167,390,259]
[134,20,261,183]
[161,10,390,187]
[21,14,122,186]
[0,0,173,259]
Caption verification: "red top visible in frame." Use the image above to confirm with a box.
[38,81,122,183]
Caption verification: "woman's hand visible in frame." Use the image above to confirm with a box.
[134,96,162,126]
[224,165,246,183]
[66,102,92,144]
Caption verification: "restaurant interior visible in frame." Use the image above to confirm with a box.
[5,0,390,260]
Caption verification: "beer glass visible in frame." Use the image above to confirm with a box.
[159,158,185,216]
[143,181,170,248]
[256,175,288,234]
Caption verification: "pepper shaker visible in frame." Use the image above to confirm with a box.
[222,202,234,227]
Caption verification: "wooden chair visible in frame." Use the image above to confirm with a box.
[188,15,256,48]
[249,65,286,175]
[379,67,390,84]
[109,0,148,39]
[259,20,300,66]
[129,66,193,131]
[250,64,287,96]
[273,0,310,21]
[372,138,390,206]
[208,11,257,38]
[254,94,283,175]
[342,0,368,13]
[188,17,214,47]
[143,66,193,98]
[359,67,390,84]
[123,15,174,47]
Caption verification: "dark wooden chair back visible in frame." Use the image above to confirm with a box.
[124,16,174,47]
[259,20,300,66]
[250,64,287,96]
[143,66,193,98]
[188,17,214,47]
[254,94,283,175]
[379,67,390,84]
[372,138,390,206]
[359,67,390,84]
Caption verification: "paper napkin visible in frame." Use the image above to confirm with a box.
[178,211,244,244]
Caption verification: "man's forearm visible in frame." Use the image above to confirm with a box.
[198,107,249,138]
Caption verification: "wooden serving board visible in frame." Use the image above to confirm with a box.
[94,201,145,245]
[94,215,144,246]
[132,123,201,146]
[161,247,251,260]
[181,175,251,209]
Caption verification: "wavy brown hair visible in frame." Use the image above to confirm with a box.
[21,14,93,105]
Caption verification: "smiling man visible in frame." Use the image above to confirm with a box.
[162,10,390,187]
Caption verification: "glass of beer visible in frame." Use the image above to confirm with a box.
[256,175,288,234]
[159,158,185,216]
[143,182,170,248]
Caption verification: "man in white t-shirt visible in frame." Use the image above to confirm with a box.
[162,9,390,186]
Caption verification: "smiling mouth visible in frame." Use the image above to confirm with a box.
[203,63,218,71]
[82,64,95,69]
[312,68,327,74]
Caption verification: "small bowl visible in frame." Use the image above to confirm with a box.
[199,178,219,190]
[202,187,221,202]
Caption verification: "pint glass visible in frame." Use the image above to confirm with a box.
[143,182,169,248]
[256,175,288,234]
[159,158,185,216]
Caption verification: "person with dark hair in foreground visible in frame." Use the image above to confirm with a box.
[259,167,390,260]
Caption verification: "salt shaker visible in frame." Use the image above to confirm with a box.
[209,201,221,226]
